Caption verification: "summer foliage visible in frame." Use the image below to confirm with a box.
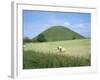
[23,11,91,69]
[32,26,85,42]
[23,39,90,69]
[23,26,90,69]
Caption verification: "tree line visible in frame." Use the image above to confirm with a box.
[23,34,47,44]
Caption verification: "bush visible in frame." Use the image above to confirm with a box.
[72,37,76,40]
[37,34,47,42]
[23,37,32,44]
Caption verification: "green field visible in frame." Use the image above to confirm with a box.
[23,39,91,69]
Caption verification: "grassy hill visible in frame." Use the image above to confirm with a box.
[32,26,85,42]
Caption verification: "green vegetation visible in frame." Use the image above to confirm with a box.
[23,37,32,44]
[23,26,90,69]
[32,26,85,42]
[37,34,47,42]
[23,39,91,69]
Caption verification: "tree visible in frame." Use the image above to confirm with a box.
[23,37,32,44]
[37,34,47,42]
[72,36,76,40]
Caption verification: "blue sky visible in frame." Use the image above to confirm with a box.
[23,10,91,39]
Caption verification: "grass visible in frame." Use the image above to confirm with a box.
[33,26,85,42]
[23,39,91,69]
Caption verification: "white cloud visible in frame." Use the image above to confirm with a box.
[75,23,84,28]
[63,22,71,26]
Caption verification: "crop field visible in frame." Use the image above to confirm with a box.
[23,39,91,69]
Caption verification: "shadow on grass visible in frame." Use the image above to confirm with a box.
[23,50,91,69]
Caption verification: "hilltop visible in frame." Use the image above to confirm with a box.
[32,26,85,42]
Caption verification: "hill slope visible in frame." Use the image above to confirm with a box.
[33,26,85,42]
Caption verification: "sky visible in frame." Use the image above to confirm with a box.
[23,10,91,39]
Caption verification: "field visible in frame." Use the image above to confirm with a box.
[23,39,91,69]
